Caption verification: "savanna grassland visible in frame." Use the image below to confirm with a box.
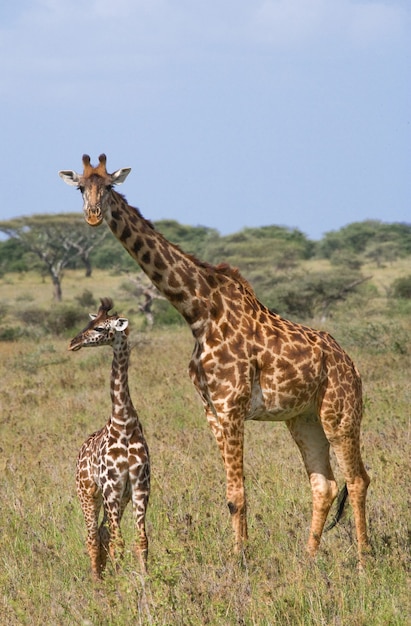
[0,265,410,625]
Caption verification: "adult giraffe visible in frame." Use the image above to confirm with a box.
[59,154,370,565]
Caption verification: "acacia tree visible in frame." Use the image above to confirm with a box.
[0,214,107,300]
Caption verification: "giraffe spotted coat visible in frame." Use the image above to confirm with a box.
[69,298,150,579]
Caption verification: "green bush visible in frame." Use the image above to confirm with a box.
[15,304,86,336]
[44,305,86,335]
[250,270,368,320]
[391,275,411,299]
[74,289,96,308]
[0,301,9,317]
[0,326,22,341]
[336,320,408,354]
[16,307,47,326]
[153,299,185,327]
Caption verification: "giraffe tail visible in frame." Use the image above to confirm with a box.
[324,484,349,532]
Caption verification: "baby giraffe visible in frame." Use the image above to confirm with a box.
[69,298,150,580]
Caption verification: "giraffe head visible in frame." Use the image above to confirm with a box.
[69,297,129,351]
[59,154,131,226]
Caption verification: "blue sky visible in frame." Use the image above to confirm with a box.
[0,0,409,240]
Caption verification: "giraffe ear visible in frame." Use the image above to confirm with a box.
[59,170,81,186]
[89,313,97,320]
[111,168,131,185]
[114,318,129,331]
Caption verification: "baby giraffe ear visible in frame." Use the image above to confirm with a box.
[114,318,129,331]
[89,313,98,320]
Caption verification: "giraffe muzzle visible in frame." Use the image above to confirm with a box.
[68,342,82,351]
[85,211,103,227]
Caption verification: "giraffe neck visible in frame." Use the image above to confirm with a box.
[104,191,213,328]
[109,339,136,428]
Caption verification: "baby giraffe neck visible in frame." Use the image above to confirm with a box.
[110,342,136,425]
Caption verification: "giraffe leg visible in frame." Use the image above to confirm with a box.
[77,486,104,580]
[222,422,247,552]
[287,415,339,558]
[106,514,124,568]
[98,511,110,572]
[205,408,226,462]
[205,408,247,552]
[326,434,370,566]
[128,442,150,572]
[102,484,125,570]
[130,489,149,572]
[76,447,104,580]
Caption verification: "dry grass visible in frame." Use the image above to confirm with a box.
[0,268,410,625]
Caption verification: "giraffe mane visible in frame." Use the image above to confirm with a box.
[114,192,156,231]
[196,257,257,297]
[152,232,257,297]
[214,263,256,294]
[153,230,258,298]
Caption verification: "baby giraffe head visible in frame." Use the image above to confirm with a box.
[69,297,129,351]
[59,154,131,227]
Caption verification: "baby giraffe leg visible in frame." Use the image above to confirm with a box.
[98,512,110,572]
[134,505,149,572]
[100,477,126,571]
[78,490,104,580]
[76,453,105,580]
[129,471,150,571]
[105,504,125,570]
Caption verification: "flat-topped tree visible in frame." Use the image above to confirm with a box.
[60,154,370,566]
[0,213,107,299]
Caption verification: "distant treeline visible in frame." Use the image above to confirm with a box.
[1,217,410,274]
[1,216,410,316]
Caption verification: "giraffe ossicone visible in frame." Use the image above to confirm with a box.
[69,297,150,580]
[60,155,370,567]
